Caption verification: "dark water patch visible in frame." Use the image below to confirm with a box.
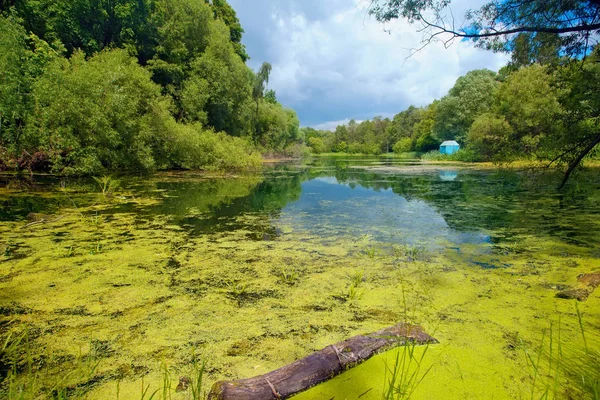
[472,261,512,269]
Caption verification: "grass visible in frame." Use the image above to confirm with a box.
[524,304,600,400]
[382,342,433,400]
[365,246,378,259]
[1,331,207,400]
[93,176,120,197]
[393,244,424,261]
[279,266,299,286]
[349,271,365,288]
[136,358,206,400]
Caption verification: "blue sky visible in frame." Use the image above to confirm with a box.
[228,0,510,129]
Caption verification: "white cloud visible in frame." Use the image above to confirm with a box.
[312,118,364,131]
[229,0,510,126]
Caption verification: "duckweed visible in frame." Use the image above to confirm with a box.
[0,161,598,399]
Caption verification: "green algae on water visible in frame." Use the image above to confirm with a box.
[0,162,599,399]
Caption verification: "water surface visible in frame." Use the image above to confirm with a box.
[0,158,599,399]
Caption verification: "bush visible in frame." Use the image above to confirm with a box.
[393,138,413,153]
[421,149,481,162]
[346,142,381,155]
[27,49,167,174]
[334,141,348,153]
[468,113,512,161]
[168,123,261,171]
[307,137,326,154]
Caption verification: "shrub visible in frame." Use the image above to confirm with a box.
[421,149,481,162]
[307,137,326,154]
[168,123,261,171]
[393,138,413,154]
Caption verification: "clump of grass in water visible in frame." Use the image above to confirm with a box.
[224,282,249,306]
[279,266,299,286]
[139,357,206,400]
[348,271,365,288]
[524,304,600,400]
[335,271,366,302]
[93,175,120,197]
[64,245,75,258]
[393,244,423,262]
[89,241,103,255]
[1,328,102,400]
[382,340,433,400]
[365,246,378,259]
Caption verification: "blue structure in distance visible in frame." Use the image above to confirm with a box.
[440,140,460,155]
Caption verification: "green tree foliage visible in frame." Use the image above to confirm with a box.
[8,0,156,62]
[434,69,499,143]
[386,106,424,145]
[206,0,248,61]
[308,137,326,154]
[467,113,513,161]
[27,50,173,174]
[495,64,563,156]
[393,138,413,154]
[369,0,600,61]
[264,89,277,104]
[187,21,253,135]
[369,0,600,185]
[0,14,31,156]
[253,62,273,140]
[0,0,299,173]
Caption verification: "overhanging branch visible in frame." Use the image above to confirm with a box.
[427,22,600,39]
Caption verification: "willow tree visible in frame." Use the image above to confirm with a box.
[252,61,272,141]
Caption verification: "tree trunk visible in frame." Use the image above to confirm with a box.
[558,133,600,189]
[208,323,437,400]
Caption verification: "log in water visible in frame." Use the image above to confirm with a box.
[208,323,437,400]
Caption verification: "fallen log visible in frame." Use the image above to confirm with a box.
[208,323,437,400]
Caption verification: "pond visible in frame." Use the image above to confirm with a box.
[0,157,599,399]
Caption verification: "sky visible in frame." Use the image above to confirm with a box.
[228,0,510,130]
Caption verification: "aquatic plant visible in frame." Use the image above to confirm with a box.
[2,241,14,258]
[335,282,365,302]
[393,244,423,261]
[1,328,103,400]
[279,266,299,286]
[93,176,120,197]
[382,341,433,400]
[524,306,600,400]
[89,241,103,255]
[64,245,75,258]
[189,357,206,400]
[138,358,206,400]
[365,246,378,259]
[225,282,249,306]
[349,271,365,288]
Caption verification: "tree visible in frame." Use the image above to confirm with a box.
[550,49,600,188]
[386,106,424,145]
[369,0,600,186]
[494,64,563,156]
[206,0,249,61]
[0,14,32,157]
[8,0,157,62]
[413,103,439,152]
[393,137,413,153]
[369,0,600,60]
[27,49,170,174]
[434,69,499,143]
[264,89,277,104]
[467,113,513,160]
[308,137,326,154]
[252,61,272,140]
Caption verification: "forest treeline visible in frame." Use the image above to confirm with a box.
[304,51,600,169]
[0,0,301,175]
